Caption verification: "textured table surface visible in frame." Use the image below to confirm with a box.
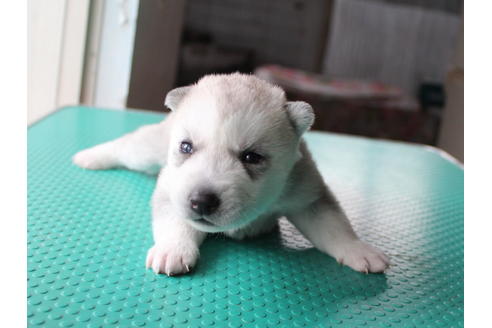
[28,106,464,327]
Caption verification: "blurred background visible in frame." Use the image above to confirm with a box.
[28,0,463,162]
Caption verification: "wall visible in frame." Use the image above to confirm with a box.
[84,0,140,110]
[437,20,464,162]
[184,0,331,72]
[28,0,89,124]
[323,0,461,98]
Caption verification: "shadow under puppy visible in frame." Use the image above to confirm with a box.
[73,73,390,275]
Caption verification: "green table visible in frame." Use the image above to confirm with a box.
[28,106,464,327]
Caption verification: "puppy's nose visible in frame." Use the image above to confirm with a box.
[189,191,220,216]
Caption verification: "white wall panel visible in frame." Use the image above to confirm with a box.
[92,0,139,109]
[28,0,89,124]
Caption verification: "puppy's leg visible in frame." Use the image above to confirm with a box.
[287,197,389,273]
[73,119,170,173]
[146,188,206,275]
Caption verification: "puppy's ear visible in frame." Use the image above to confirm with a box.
[164,86,192,111]
[285,101,315,135]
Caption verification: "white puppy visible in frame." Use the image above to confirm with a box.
[73,73,389,275]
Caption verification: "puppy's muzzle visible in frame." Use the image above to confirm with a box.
[189,190,220,216]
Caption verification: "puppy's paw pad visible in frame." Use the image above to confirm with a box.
[72,148,112,170]
[146,243,199,276]
[338,241,390,273]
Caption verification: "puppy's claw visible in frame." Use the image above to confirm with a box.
[333,241,389,273]
[363,258,370,274]
[152,260,162,274]
[145,255,152,269]
[146,243,198,276]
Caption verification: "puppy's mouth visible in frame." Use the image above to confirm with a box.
[195,217,216,226]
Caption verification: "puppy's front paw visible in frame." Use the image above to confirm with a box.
[72,147,114,170]
[336,240,390,273]
[146,242,199,276]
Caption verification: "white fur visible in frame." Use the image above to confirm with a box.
[73,73,390,275]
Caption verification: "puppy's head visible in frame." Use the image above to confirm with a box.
[163,73,314,232]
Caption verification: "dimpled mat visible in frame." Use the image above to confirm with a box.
[28,106,464,328]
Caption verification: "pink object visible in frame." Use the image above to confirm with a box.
[255,65,402,100]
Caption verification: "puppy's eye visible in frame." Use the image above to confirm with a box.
[180,141,193,154]
[240,151,264,165]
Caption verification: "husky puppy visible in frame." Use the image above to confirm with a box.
[73,73,389,275]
